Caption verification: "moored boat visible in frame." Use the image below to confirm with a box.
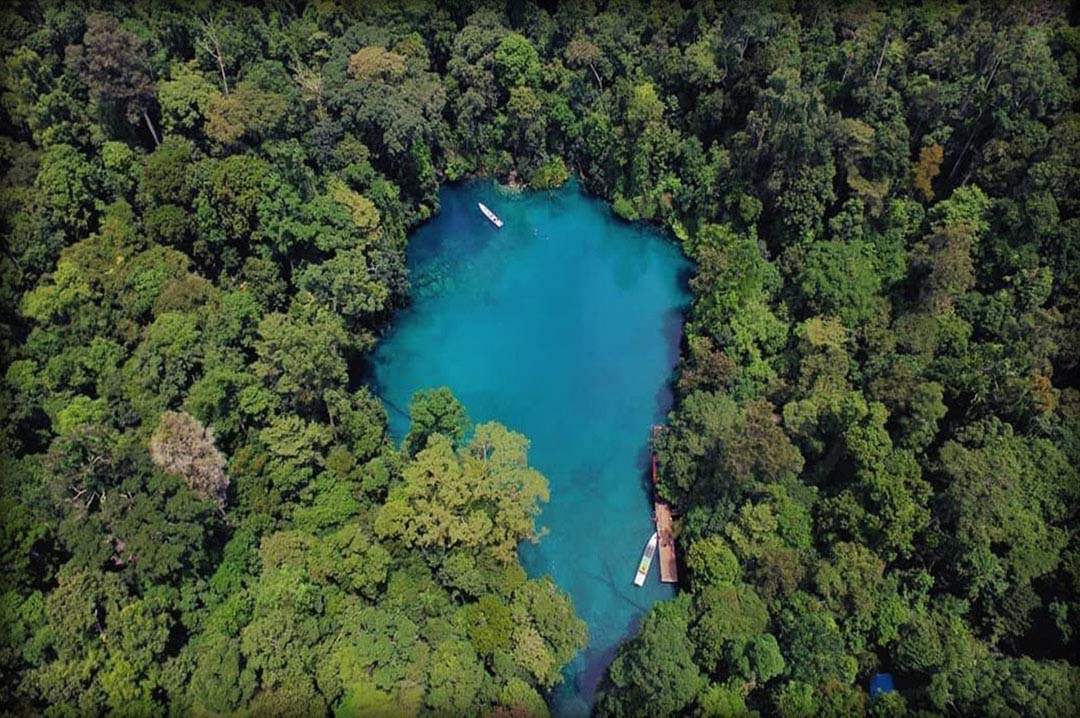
[478,202,504,228]
[634,532,659,586]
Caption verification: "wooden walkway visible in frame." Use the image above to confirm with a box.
[651,426,678,584]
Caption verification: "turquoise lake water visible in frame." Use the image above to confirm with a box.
[370,179,690,716]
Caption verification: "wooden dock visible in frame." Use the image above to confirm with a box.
[654,500,678,583]
[651,426,678,584]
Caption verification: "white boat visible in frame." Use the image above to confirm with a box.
[634,532,659,586]
[478,202,503,228]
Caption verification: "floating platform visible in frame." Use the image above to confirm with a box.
[478,202,503,228]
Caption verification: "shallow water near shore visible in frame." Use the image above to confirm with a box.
[370,178,690,716]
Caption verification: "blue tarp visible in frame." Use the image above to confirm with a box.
[870,672,895,698]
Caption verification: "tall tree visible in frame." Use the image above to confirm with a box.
[66,14,160,145]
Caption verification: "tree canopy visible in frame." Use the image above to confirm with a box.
[1,1,1077,716]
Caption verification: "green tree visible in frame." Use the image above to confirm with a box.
[939,424,1075,641]
[138,136,195,208]
[157,61,215,135]
[377,423,549,565]
[403,386,470,456]
[426,638,486,714]
[797,240,883,329]
[596,594,706,718]
[777,594,857,686]
[691,582,770,672]
[686,535,741,589]
[510,577,587,687]
[912,185,990,313]
[725,633,786,685]
[253,300,348,416]
[494,33,541,89]
[32,143,98,246]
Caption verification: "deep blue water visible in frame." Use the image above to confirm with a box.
[370,179,690,716]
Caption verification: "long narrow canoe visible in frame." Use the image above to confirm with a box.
[634,532,659,586]
[478,202,504,228]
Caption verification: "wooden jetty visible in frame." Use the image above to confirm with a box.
[654,500,678,583]
[651,426,678,584]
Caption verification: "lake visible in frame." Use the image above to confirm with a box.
[370,178,690,716]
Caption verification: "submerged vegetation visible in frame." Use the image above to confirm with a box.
[0,1,1077,716]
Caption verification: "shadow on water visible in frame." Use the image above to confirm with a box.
[349,353,411,424]
[634,443,653,484]
[650,305,688,426]
[348,352,375,394]
[577,601,652,708]
[675,261,696,293]
[570,461,609,504]
[574,556,653,706]
[660,305,688,375]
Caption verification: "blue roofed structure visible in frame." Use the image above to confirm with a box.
[870,672,895,699]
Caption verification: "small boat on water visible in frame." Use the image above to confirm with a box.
[478,202,503,228]
[634,532,659,586]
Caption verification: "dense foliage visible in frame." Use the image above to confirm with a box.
[0,3,595,715]
[1,1,1077,717]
